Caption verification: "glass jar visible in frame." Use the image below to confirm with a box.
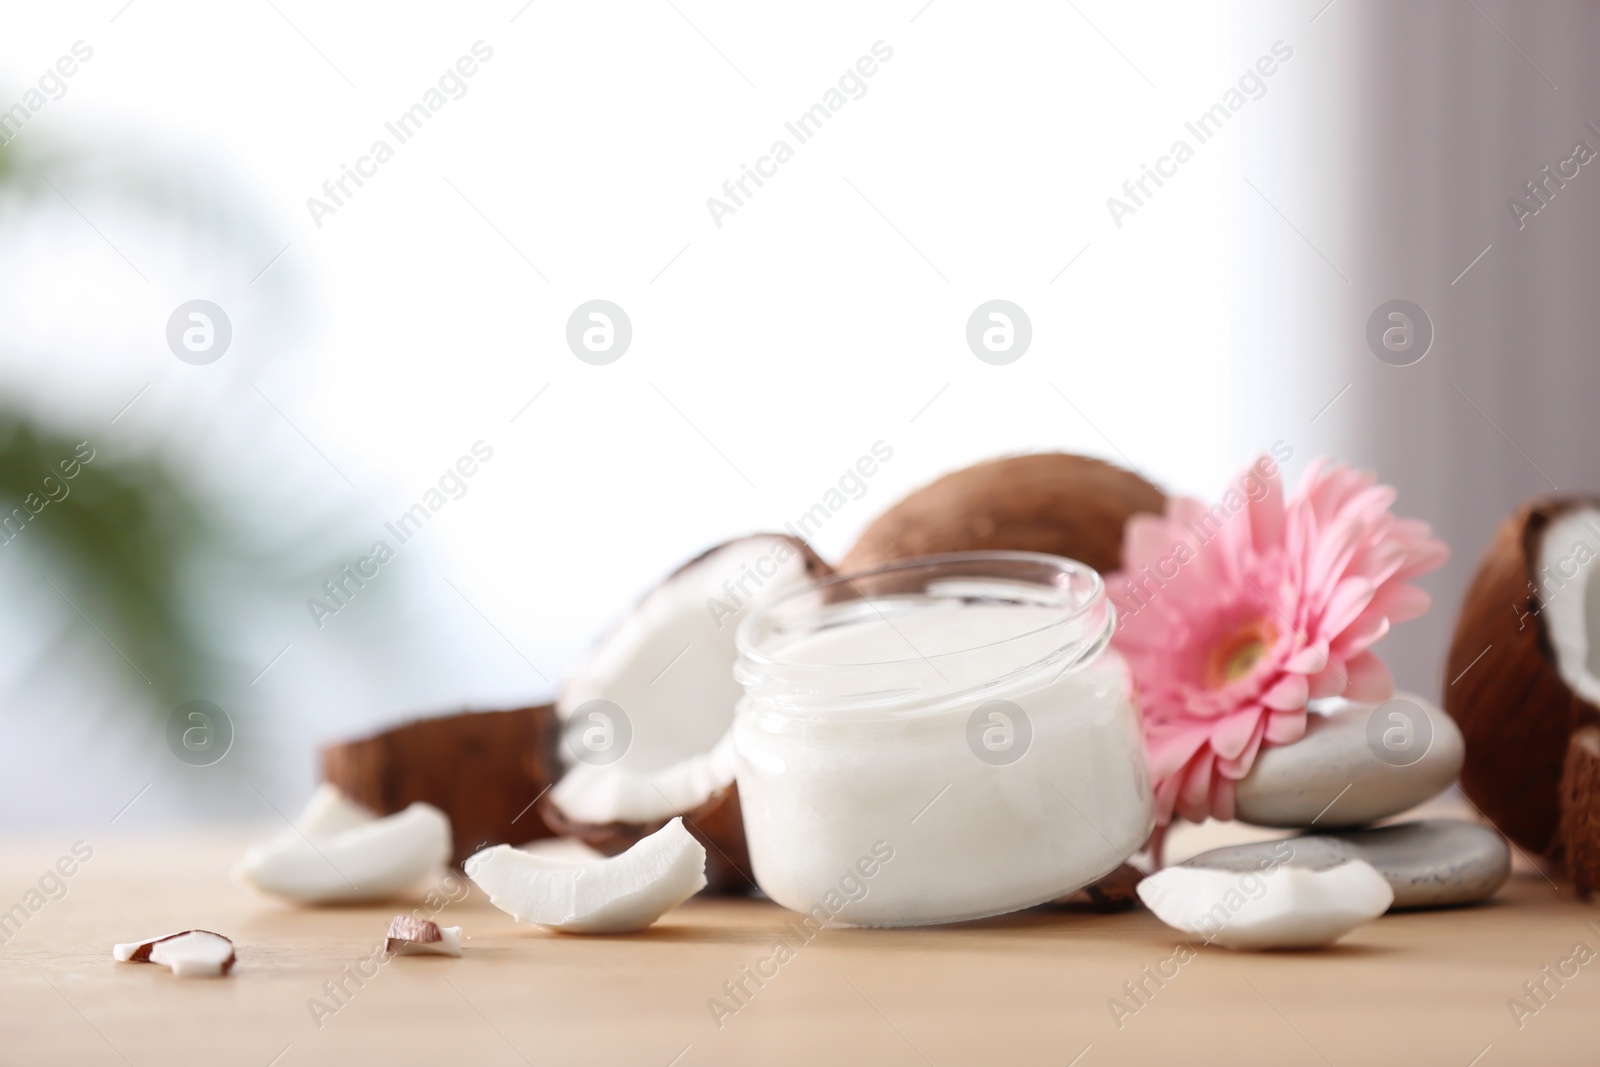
[733,552,1152,926]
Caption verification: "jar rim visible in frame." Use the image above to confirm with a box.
[734,551,1115,715]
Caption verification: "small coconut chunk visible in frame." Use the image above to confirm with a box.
[385,915,463,957]
[233,784,452,905]
[1136,861,1393,950]
[465,816,706,934]
[114,930,236,977]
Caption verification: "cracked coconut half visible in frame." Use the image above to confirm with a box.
[542,534,828,892]
[1447,497,1600,894]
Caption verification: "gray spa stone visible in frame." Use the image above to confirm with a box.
[1181,819,1511,909]
[1233,693,1464,828]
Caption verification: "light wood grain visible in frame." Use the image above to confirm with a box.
[0,831,1596,1066]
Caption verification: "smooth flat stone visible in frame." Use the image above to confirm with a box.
[1234,691,1464,828]
[1181,819,1511,909]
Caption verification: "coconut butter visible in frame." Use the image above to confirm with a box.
[733,552,1153,926]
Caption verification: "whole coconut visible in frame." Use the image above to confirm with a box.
[842,453,1165,577]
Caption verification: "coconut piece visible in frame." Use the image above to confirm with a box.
[1445,498,1600,885]
[321,704,560,867]
[233,784,451,905]
[465,816,707,934]
[114,930,236,977]
[385,915,463,957]
[542,733,752,891]
[1137,861,1393,950]
[840,453,1165,577]
[543,779,752,894]
[547,535,826,892]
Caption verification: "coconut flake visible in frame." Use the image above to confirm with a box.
[233,784,451,905]
[464,816,707,934]
[385,915,463,957]
[114,930,236,977]
[1136,861,1393,950]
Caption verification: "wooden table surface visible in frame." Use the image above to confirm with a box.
[1,830,1597,1067]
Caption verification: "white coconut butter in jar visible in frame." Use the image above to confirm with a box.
[733,552,1152,926]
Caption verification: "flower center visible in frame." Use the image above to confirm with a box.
[1207,619,1276,687]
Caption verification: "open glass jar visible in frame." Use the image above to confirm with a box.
[733,552,1152,926]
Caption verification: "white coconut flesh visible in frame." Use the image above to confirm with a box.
[464,816,707,934]
[114,930,237,978]
[553,537,815,824]
[233,784,452,905]
[552,732,737,824]
[1536,507,1600,706]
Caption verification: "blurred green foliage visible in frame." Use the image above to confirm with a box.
[0,413,217,711]
[0,121,324,720]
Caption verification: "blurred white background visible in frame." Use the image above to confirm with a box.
[0,0,1587,830]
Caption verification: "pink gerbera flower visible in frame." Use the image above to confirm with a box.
[1108,455,1449,829]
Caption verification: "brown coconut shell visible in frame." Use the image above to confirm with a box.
[1444,498,1600,871]
[671,532,832,589]
[539,784,754,894]
[321,704,560,868]
[840,453,1165,577]
[1558,727,1600,894]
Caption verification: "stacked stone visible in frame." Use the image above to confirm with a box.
[1182,692,1510,909]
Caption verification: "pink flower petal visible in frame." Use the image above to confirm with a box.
[1209,708,1266,761]
[1152,773,1184,827]
[1264,708,1308,744]
[1210,777,1238,822]
[1318,576,1377,637]
[1245,459,1287,554]
[1284,640,1330,674]
[1332,612,1390,659]
[1217,717,1268,778]
[1179,749,1216,814]
[1146,726,1211,780]
[1307,664,1348,699]
[1261,673,1310,711]
[1341,651,1394,703]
